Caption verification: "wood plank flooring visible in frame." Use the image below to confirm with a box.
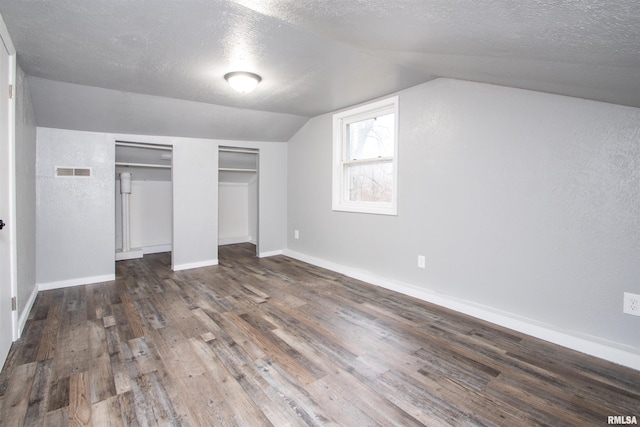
[1,243,638,426]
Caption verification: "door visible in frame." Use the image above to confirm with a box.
[0,33,13,368]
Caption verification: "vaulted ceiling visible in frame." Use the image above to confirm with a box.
[1,0,638,141]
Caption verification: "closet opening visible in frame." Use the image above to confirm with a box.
[115,141,173,263]
[218,146,259,256]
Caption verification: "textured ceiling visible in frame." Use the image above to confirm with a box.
[0,0,638,140]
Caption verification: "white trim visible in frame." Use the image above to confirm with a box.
[37,274,116,291]
[115,249,144,261]
[332,96,399,216]
[258,250,283,258]
[142,244,172,255]
[283,249,640,371]
[17,285,38,338]
[115,245,172,258]
[219,236,251,246]
[4,32,18,341]
[173,259,218,271]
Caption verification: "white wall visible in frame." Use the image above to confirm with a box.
[218,183,250,245]
[115,179,172,252]
[15,65,37,322]
[36,128,115,288]
[287,78,640,364]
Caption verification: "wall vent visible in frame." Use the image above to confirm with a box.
[55,167,92,178]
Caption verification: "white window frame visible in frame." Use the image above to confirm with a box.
[332,96,398,215]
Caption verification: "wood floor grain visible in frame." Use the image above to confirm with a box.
[1,243,638,426]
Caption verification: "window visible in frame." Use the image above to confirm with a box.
[333,96,398,215]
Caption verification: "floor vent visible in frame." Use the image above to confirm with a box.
[55,167,92,177]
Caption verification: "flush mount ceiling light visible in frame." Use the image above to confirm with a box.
[224,71,262,93]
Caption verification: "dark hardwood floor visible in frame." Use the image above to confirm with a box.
[1,243,638,426]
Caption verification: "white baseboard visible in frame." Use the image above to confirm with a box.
[219,236,251,246]
[143,244,172,255]
[115,244,172,256]
[259,249,283,258]
[115,249,143,261]
[17,285,38,339]
[173,259,218,271]
[37,273,116,292]
[283,249,640,371]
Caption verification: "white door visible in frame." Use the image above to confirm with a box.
[0,34,13,368]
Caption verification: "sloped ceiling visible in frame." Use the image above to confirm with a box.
[1,0,638,141]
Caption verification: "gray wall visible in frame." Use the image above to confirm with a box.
[35,129,288,283]
[256,142,287,255]
[28,77,309,142]
[171,139,218,269]
[36,128,115,286]
[287,78,640,354]
[15,65,36,317]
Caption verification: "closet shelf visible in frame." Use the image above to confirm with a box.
[116,141,172,151]
[218,168,257,173]
[219,148,259,154]
[116,162,171,169]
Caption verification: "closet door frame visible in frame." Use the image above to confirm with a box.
[218,146,259,256]
[115,141,174,262]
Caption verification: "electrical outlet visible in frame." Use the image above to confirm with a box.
[417,255,426,269]
[294,229,299,240]
[623,292,640,316]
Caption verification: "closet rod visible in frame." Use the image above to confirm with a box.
[116,141,172,150]
[116,162,171,169]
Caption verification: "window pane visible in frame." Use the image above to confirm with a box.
[347,113,394,160]
[346,161,393,203]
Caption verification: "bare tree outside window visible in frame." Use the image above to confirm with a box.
[346,113,394,202]
[347,162,393,202]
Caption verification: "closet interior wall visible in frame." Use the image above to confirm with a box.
[218,147,258,251]
[115,142,173,258]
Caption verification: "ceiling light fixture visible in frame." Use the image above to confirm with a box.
[224,71,262,93]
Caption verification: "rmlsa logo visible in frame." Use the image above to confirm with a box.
[608,416,638,425]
